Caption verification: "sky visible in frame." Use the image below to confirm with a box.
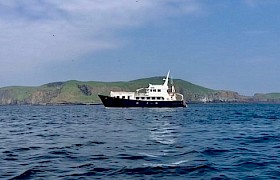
[0,0,280,95]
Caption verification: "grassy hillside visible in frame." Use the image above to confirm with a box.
[262,93,280,99]
[0,86,37,104]
[1,77,279,105]
[51,77,217,103]
[253,93,280,102]
[129,77,215,94]
[0,77,216,104]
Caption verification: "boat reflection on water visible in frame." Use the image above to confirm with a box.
[148,115,179,145]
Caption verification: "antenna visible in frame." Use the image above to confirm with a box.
[171,75,175,93]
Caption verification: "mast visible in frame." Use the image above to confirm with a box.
[163,70,170,87]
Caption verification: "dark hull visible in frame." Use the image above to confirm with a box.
[98,95,186,108]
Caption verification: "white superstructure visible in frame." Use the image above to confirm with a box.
[110,71,184,102]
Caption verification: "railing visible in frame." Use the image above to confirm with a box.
[175,93,184,101]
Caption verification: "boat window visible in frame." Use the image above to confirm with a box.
[157,97,161,100]
[128,96,130,100]
[158,89,161,92]
[122,96,125,99]
[162,97,164,100]
[153,89,156,92]
[141,97,145,100]
[116,96,119,98]
[150,89,153,92]
[147,97,150,100]
[152,97,155,100]
[136,97,139,100]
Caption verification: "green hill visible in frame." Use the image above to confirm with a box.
[262,93,280,99]
[0,77,279,105]
[253,93,280,103]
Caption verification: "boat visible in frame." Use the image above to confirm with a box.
[98,71,186,108]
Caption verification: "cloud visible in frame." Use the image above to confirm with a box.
[0,0,202,77]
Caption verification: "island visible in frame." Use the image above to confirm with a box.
[0,77,280,105]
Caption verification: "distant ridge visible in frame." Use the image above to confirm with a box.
[0,77,280,105]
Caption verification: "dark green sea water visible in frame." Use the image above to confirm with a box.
[0,104,279,179]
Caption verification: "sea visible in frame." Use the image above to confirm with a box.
[0,104,279,179]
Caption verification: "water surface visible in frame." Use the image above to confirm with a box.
[0,104,279,179]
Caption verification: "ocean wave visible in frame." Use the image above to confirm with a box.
[111,163,216,176]
[245,135,280,144]
[116,153,154,161]
[202,147,230,156]
[12,167,44,179]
